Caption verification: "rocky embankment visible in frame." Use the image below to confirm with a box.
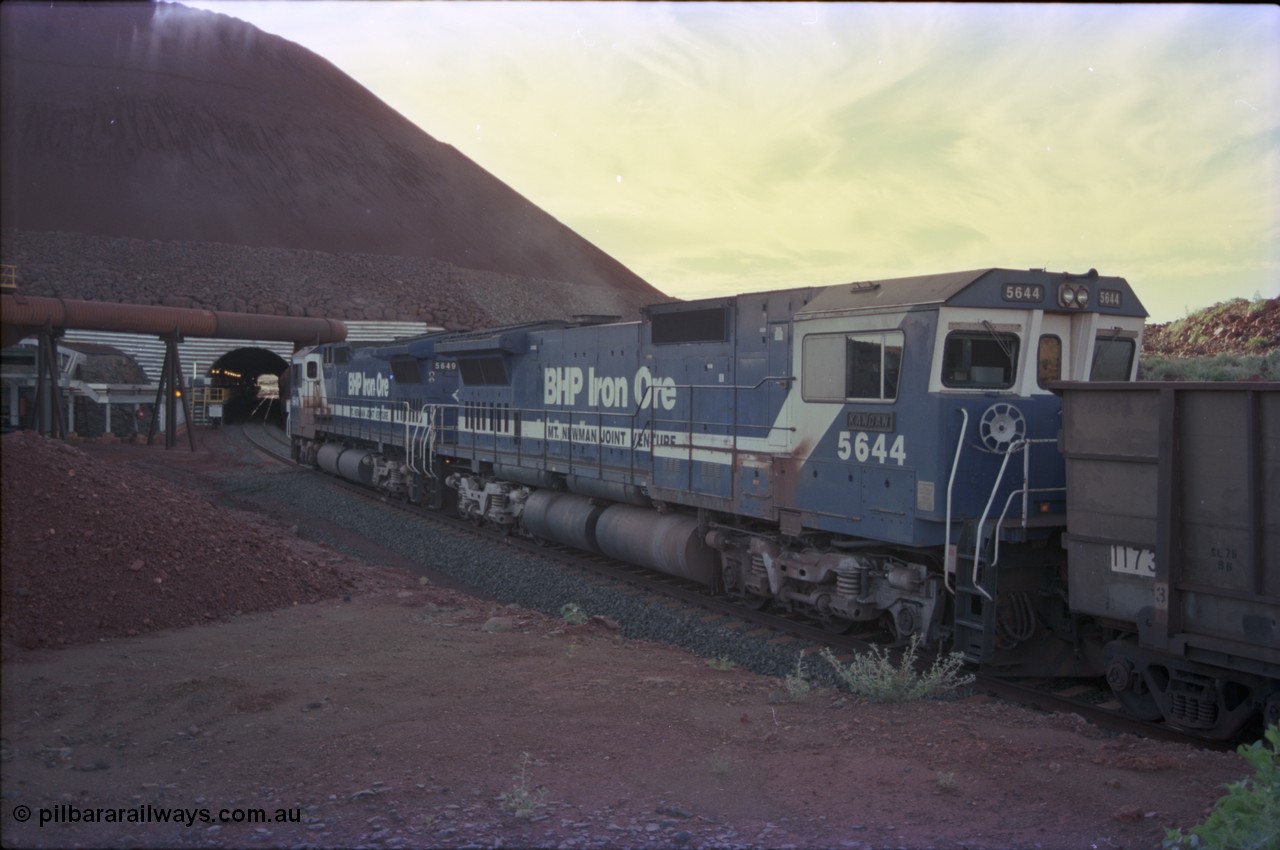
[1,229,663,330]
[1142,296,1279,357]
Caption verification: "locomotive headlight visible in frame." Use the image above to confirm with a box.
[1076,287,1090,308]
[1059,284,1078,308]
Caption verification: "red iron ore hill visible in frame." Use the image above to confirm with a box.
[0,1,666,329]
[1141,297,1279,358]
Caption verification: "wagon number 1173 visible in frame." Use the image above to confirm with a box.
[838,431,907,465]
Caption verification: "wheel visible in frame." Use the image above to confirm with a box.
[1263,693,1280,729]
[1106,656,1164,722]
[732,592,771,612]
[1114,688,1164,722]
[820,615,854,635]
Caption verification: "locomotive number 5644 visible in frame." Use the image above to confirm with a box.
[837,431,907,465]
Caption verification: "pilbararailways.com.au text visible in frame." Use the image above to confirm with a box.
[11,803,302,828]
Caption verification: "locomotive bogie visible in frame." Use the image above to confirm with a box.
[708,529,944,640]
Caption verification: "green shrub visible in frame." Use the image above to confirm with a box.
[498,751,545,818]
[1139,352,1279,382]
[820,635,974,702]
[1163,724,1279,850]
[559,602,588,626]
[784,652,812,703]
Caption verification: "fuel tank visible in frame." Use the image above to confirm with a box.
[316,443,375,486]
[594,505,717,585]
[520,490,604,553]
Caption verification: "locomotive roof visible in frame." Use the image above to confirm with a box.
[795,267,1147,319]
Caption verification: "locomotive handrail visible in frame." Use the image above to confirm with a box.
[404,402,418,473]
[991,484,1066,570]
[404,402,437,478]
[944,408,969,595]
[971,437,1027,601]
[986,436,1064,574]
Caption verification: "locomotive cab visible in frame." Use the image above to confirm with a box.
[758,268,1147,655]
[918,270,1146,670]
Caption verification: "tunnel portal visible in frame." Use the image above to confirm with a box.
[209,347,288,425]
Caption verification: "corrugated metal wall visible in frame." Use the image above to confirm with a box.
[52,321,435,382]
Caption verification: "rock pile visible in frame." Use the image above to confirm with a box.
[0,431,368,658]
[1143,296,1279,357]
[1,2,666,328]
[1,228,660,331]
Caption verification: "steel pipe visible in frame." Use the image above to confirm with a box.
[1,294,346,344]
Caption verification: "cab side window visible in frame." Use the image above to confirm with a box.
[941,331,1019,389]
[803,331,903,402]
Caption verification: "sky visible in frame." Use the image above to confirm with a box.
[183,1,1279,323]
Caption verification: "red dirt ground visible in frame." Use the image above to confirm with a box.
[0,431,1250,849]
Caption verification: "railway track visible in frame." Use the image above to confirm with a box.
[234,422,1243,750]
[240,416,294,460]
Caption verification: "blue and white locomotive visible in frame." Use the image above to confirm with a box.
[290,267,1146,666]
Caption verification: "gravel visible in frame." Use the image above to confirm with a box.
[1,228,659,330]
[214,458,810,681]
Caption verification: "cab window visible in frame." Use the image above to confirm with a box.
[802,331,903,402]
[1090,337,1135,381]
[941,331,1019,389]
[1037,335,1062,387]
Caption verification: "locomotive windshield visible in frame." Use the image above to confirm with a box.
[941,331,1019,389]
[1090,337,1135,381]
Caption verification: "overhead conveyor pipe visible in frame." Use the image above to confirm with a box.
[0,294,347,347]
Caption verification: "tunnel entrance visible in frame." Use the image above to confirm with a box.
[208,347,289,426]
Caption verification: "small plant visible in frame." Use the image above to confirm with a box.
[784,651,811,703]
[559,602,588,626]
[1163,724,1279,850]
[709,755,732,776]
[820,634,974,702]
[498,751,545,819]
[936,771,957,793]
[707,656,737,671]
